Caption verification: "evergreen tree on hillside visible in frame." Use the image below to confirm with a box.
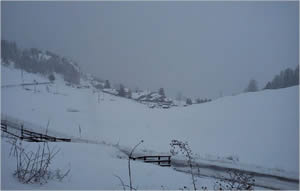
[159,88,165,97]
[264,82,272,89]
[196,98,202,104]
[48,74,55,82]
[272,75,282,89]
[118,84,126,97]
[264,66,299,90]
[104,80,111,89]
[1,40,20,64]
[282,68,294,88]
[245,79,258,92]
[186,98,192,105]
[293,65,299,86]
[127,89,132,99]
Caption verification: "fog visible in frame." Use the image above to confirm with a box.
[2,1,299,98]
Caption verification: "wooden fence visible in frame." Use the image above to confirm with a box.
[1,82,52,88]
[1,120,71,142]
[130,155,171,167]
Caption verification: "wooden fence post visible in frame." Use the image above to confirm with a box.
[21,124,24,140]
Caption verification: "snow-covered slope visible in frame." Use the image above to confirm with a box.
[1,66,299,189]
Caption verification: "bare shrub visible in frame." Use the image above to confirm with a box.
[214,170,255,190]
[170,140,197,190]
[7,120,70,186]
[8,137,70,184]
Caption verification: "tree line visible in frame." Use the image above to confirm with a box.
[1,40,81,84]
[244,65,299,93]
[264,66,299,90]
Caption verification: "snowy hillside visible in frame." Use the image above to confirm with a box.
[1,40,81,85]
[1,65,299,189]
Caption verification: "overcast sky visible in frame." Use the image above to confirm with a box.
[2,1,299,98]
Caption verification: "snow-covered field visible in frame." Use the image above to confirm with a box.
[1,65,299,189]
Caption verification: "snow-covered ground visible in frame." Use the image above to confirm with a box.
[1,65,299,189]
[2,139,216,190]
